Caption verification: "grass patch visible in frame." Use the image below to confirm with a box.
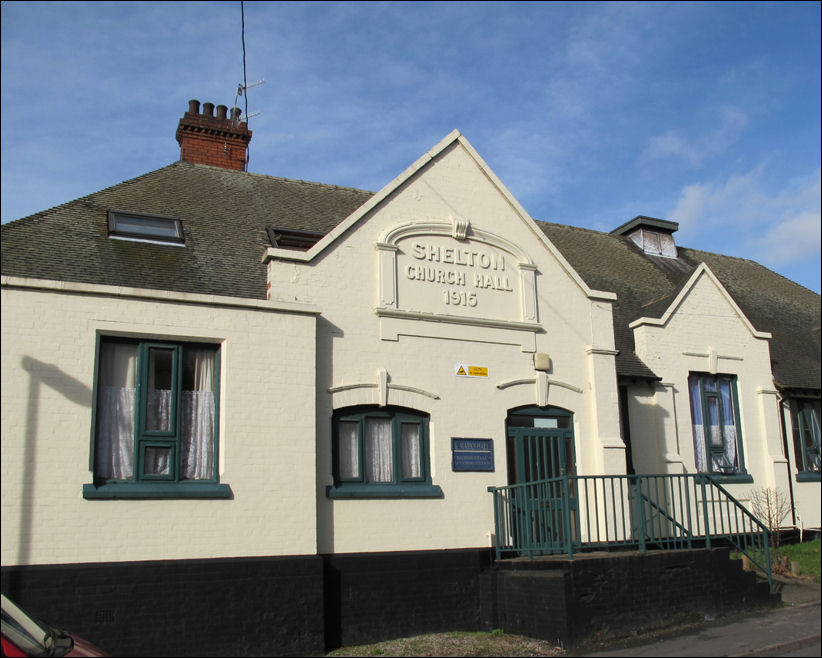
[731,538,821,582]
[779,539,821,581]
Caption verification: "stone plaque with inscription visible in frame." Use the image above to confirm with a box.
[376,219,539,329]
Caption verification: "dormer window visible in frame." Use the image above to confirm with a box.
[267,226,324,250]
[630,228,677,257]
[610,215,678,259]
[108,211,185,245]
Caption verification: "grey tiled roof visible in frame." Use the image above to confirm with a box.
[2,162,819,391]
[1,162,373,300]
[538,222,821,390]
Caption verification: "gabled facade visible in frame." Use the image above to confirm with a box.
[1,101,819,656]
[263,130,627,554]
[628,264,777,481]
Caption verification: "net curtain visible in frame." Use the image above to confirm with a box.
[689,374,738,473]
[95,343,215,480]
[337,415,422,482]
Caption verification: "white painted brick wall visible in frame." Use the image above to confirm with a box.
[268,140,624,554]
[629,268,818,521]
[1,284,319,566]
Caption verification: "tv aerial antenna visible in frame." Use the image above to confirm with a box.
[235,1,265,167]
[234,79,264,124]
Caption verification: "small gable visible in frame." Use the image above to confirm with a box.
[630,263,770,341]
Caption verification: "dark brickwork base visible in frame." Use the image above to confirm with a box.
[480,548,779,648]
[1,555,325,657]
[323,548,493,649]
[1,547,778,656]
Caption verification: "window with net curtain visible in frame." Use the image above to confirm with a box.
[791,399,821,478]
[688,372,744,475]
[93,339,219,484]
[330,406,441,498]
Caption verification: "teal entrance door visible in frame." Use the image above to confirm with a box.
[506,407,579,555]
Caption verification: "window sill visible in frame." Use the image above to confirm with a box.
[706,473,753,484]
[327,484,443,499]
[795,472,821,483]
[83,482,233,499]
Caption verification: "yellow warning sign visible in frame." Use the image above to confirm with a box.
[455,364,489,378]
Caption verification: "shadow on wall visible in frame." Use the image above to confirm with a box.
[315,316,342,556]
[8,357,92,597]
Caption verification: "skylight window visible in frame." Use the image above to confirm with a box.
[108,211,184,245]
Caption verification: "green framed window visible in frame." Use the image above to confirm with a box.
[83,337,230,499]
[328,406,442,499]
[791,399,821,480]
[688,372,749,479]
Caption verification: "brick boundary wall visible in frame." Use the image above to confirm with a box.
[480,548,779,648]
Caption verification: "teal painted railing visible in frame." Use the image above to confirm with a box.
[488,473,772,590]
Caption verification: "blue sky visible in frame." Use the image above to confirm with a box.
[2,1,820,293]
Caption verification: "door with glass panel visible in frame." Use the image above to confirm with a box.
[506,406,579,554]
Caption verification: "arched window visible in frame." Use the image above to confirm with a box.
[328,406,442,499]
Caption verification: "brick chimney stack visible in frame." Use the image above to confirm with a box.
[176,99,252,171]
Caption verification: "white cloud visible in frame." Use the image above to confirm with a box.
[667,181,710,225]
[668,166,821,267]
[757,209,822,265]
[642,106,749,166]
[644,132,701,166]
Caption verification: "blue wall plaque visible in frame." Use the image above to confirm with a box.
[451,438,494,472]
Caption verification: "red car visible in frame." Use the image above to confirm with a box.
[1,594,107,657]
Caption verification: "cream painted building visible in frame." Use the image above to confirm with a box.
[2,100,819,656]
[264,132,629,555]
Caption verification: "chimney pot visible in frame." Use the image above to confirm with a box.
[176,99,252,171]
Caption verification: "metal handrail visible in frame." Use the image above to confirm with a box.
[488,473,772,590]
